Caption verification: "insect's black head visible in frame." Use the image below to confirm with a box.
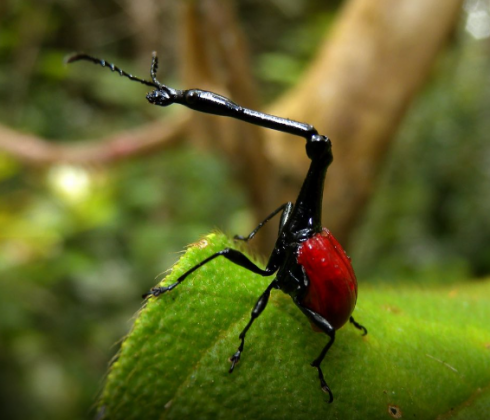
[306,134,333,164]
[146,89,174,107]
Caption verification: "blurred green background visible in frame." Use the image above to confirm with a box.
[0,1,489,419]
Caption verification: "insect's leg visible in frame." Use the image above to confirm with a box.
[349,316,367,336]
[296,304,336,403]
[143,248,275,298]
[234,202,293,242]
[229,280,277,372]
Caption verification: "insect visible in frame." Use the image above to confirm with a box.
[67,51,367,402]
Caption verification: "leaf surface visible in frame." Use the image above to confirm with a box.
[98,233,490,420]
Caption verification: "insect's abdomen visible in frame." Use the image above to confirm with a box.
[297,228,358,331]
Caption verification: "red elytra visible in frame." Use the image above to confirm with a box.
[297,228,358,331]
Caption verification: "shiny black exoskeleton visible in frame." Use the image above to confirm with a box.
[67,52,366,402]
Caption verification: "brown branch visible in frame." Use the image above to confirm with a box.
[266,0,464,246]
[0,114,188,166]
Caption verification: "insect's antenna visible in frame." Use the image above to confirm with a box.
[148,51,175,96]
[150,51,161,86]
[65,53,159,89]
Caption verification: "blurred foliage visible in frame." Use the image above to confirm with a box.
[0,1,489,420]
[0,146,247,420]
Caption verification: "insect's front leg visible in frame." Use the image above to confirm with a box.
[142,248,276,299]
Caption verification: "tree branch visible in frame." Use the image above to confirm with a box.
[266,0,463,246]
[0,115,188,166]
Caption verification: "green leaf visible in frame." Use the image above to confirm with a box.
[98,233,490,419]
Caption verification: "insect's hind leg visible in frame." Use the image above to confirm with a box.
[229,280,277,372]
[142,248,273,298]
[296,304,336,403]
[349,316,367,336]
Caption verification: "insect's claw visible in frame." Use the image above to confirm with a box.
[229,350,241,373]
[142,287,168,299]
[319,377,333,403]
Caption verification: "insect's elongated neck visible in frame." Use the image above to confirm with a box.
[288,140,333,235]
